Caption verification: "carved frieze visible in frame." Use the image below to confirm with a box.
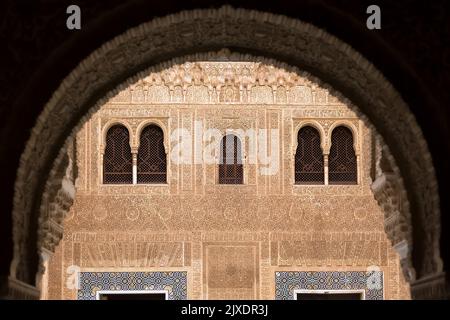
[108,62,343,106]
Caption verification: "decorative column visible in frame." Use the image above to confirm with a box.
[324,154,329,185]
[169,87,174,102]
[356,154,361,185]
[216,87,221,103]
[208,87,213,103]
[183,87,187,102]
[311,85,317,104]
[38,249,52,300]
[132,152,137,185]
[99,150,104,184]
[272,86,277,104]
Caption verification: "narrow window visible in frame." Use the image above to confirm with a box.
[295,126,324,184]
[137,125,167,184]
[103,125,133,184]
[219,134,243,184]
[329,126,357,184]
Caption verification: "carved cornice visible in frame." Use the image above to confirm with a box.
[109,60,342,106]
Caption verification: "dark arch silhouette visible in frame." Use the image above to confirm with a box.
[0,1,449,298]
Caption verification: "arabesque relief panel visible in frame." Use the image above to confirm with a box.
[47,61,410,300]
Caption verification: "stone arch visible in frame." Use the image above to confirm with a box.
[9,7,441,298]
[220,133,244,162]
[101,120,134,153]
[293,121,327,155]
[221,129,248,159]
[135,119,169,153]
[327,121,360,156]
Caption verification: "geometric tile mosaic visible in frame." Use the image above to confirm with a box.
[275,271,383,300]
[78,272,187,300]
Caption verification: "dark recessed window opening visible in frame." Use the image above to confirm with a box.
[103,125,133,184]
[295,126,324,184]
[219,134,243,184]
[99,293,167,300]
[137,125,167,184]
[329,126,357,184]
[296,292,363,300]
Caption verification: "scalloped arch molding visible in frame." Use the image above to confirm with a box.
[11,6,441,294]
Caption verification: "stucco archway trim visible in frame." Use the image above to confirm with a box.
[293,120,327,155]
[327,120,360,156]
[100,119,134,154]
[135,119,169,153]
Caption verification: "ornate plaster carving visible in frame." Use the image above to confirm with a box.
[371,140,416,282]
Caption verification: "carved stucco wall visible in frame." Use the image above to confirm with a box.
[46,61,410,300]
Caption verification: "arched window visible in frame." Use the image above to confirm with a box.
[219,134,243,184]
[295,126,324,184]
[103,125,133,184]
[137,125,167,183]
[329,126,357,184]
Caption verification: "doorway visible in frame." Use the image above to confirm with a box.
[97,290,168,300]
[295,290,364,300]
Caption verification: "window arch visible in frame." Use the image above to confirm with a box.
[295,126,324,184]
[137,124,167,183]
[329,126,357,184]
[219,134,243,184]
[103,125,133,184]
